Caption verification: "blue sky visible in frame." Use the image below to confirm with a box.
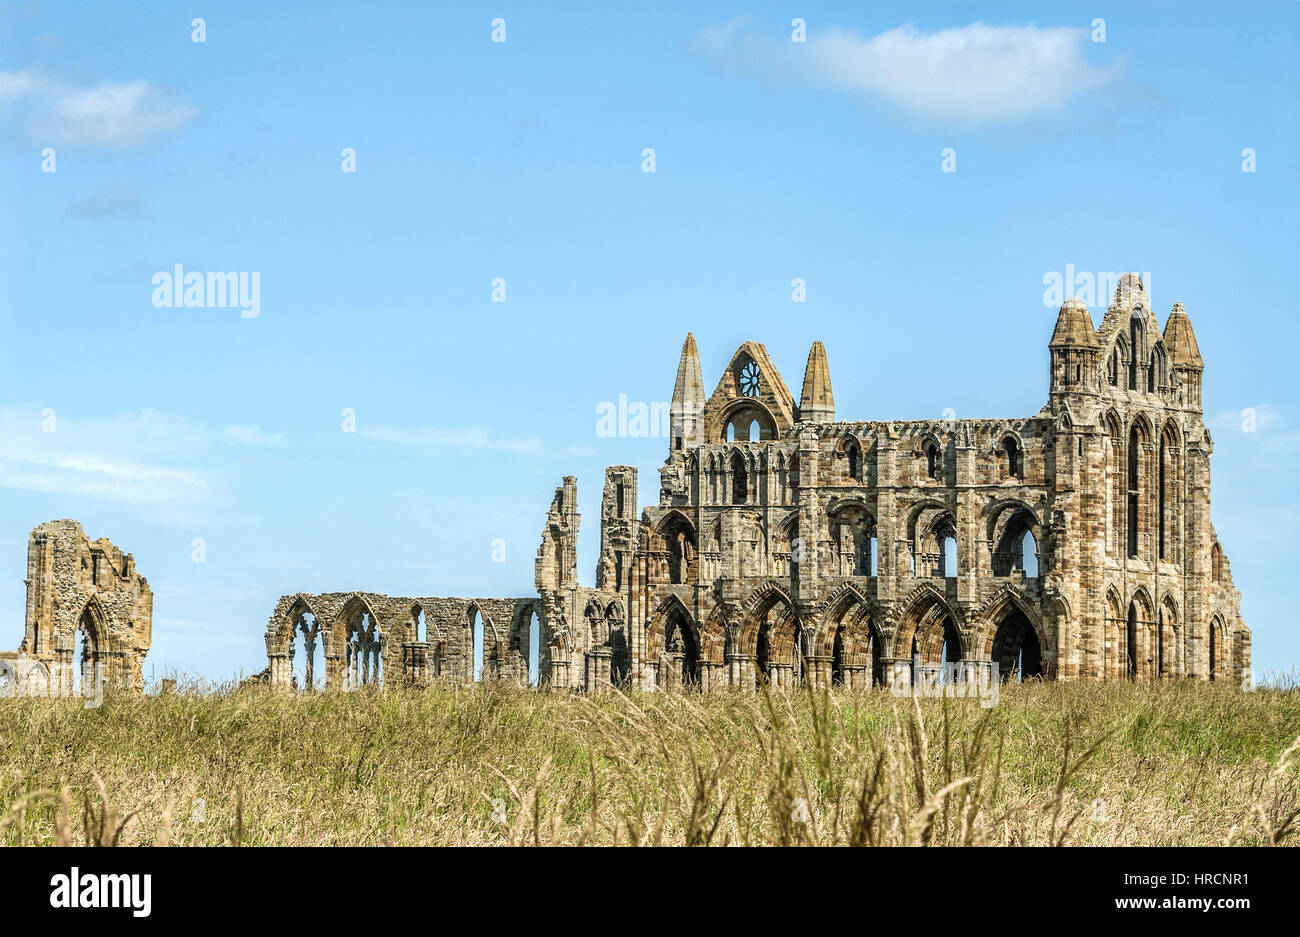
[1,1,1297,680]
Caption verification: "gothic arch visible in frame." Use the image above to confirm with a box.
[994,427,1027,480]
[703,515,722,553]
[774,512,800,576]
[826,494,875,520]
[584,598,606,646]
[985,499,1042,576]
[917,431,945,480]
[716,397,779,444]
[653,510,697,584]
[698,605,727,665]
[404,602,425,644]
[1103,585,1125,680]
[1129,411,1154,445]
[818,582,870,637]
[1130,585,1154,619]
[647,594,703,687]
[1158,420,1182,562]
[654,509,697,540]
[74,596,108,648]
[1126,587,1155,680]
[775,511,799,542]
[337,593,387,687]
[818,583,882,685]
[335,593,384,634]
[270,593,323,652]
[1208,614,1227,682]
[917,508,959,577]
[647,595,698,656]
[1106,334,1127,386]
[283,594,326,690]
[976,588,1051,679]
[463,602,504,682]
[1157,593,1179,678]
[826,498,876,576]
[738,581,796,656]
[729,449,750,503]
[507,600,541,663]
[1126,414,1154,560]
[68,597,109,689]
[894,584,964,662]
[1150,341,1168,391]
[836,432,866,481]
[1103,408,1124,557]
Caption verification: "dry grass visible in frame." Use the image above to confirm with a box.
[0,678,1297,846]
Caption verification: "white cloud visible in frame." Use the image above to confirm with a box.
[695,20,1121,128]
[0,406,210,506]
[0,67,196,148]
[220,425,286,447]
[1211,404,1279,435]
[0,69,42,103]
[359,424,542,453]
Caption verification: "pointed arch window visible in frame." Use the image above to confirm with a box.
[1127,425,1141,558]
[1002,437,1022,479]
[1128,319,1143,390]
[925,442,940,479]
[731,451,748,505]
[1126,602,1138,679]
[846,441,861,481]
[1158,435,1167,559]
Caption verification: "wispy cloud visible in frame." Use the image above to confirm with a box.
[1211,404,1279,435]
[0,406,210,508]
[220,425,285,447]
[64,184,147,219]
[0,67,196,148]
[359,424,542,453]
[694,20,1122,128]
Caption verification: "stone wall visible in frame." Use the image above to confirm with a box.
[4,519,152,693]
[263,592,541,690]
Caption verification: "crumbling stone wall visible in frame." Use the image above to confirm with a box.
[263,592,541,690]
[265,274,1251,692]
[2,519,152,693]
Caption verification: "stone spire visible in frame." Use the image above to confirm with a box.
[798,340,834,423]
[1163,302,1203,368]
[1049,298,1098,347]
[1163,302,1204,411]
[670,332,705,450]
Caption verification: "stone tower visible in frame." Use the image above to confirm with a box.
[798,340,835,423]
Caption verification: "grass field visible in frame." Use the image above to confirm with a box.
[1,678,1297,846]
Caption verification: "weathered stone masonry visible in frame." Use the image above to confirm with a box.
[265,274,1250,690]
[1,519,153,692]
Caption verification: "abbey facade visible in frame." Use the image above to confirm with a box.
[263,274,1250,691]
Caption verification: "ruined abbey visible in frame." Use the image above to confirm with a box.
[262,274,1250,691]
[1,519,153,693]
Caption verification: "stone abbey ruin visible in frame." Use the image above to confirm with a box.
[261,274,1250,691]
[1,519,153,693]
[2,274,1252,693]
